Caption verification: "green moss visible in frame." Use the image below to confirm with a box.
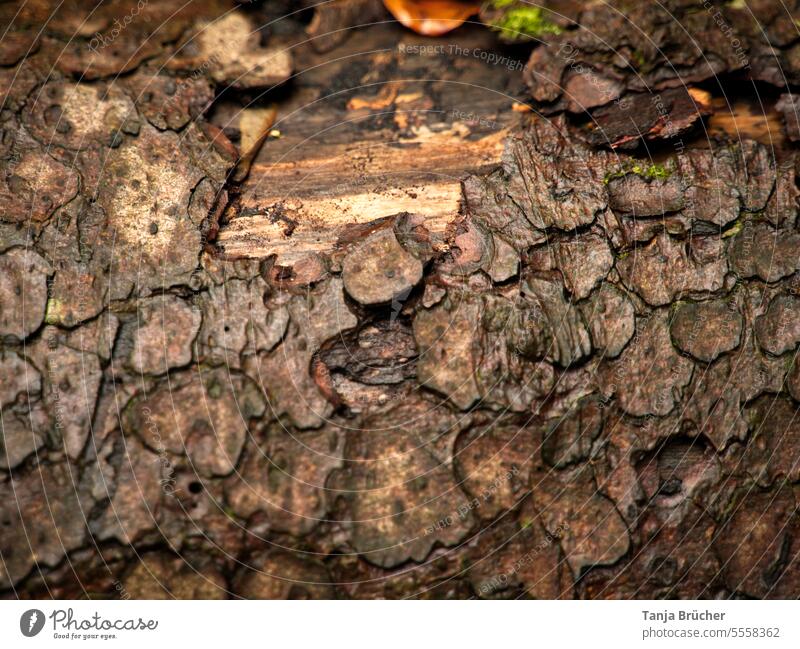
[628,49,655,74]
[632,163,671,181]
[631,50,647,69]
[721,219,744,238]
[489,3,563,40]
[44,297,62,325]
[603,161,673,184]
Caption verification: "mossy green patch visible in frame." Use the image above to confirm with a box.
[603,161,673,184]
[631,50,647,69]
[628,49,655,74]
[721,219,744,238]
[489,2,562,40]
[632,162,671,181]
[44,297,63,325]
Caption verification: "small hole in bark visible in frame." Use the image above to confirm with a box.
[188,481,203,494]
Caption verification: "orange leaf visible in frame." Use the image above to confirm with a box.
[383,0,481,36]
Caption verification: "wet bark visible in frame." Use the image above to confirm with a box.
[2,0,800,599]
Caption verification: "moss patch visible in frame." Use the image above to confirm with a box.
[44,298,63,325]
[489,2,563,40]
[604,161,673,184]
[721,219,744,238]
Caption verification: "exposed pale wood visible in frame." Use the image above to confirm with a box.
[213,23,526,261]
[707,95,786,150]
[217,127,507,261]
